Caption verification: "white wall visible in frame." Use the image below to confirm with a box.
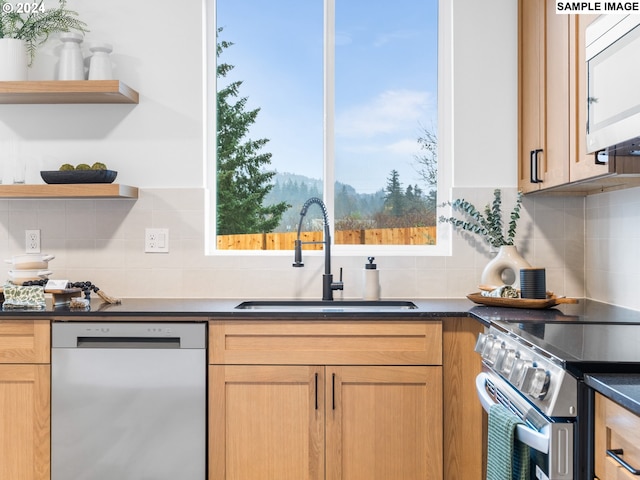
[0,0,586,301]
[3,0,204,188]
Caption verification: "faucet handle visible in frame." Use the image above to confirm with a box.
[331,267,344,291]
[292,239,304,267]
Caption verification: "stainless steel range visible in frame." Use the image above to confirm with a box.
[476,324,577,480]
[474,318,640,480]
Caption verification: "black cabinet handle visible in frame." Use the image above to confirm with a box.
[595,149,608,165]
[607,449,640,475]
[332,373,336,410]
[315,372,319,410]
[530,149,543,183]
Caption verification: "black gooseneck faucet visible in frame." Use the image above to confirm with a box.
[292,197,343,301]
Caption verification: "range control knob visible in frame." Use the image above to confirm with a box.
[522,367,551,399]
[509,358,533,388]
[497,349,518,377]
[474,333,492,354]
[484,338,503,366]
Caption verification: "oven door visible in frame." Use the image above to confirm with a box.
[476,369,574,480]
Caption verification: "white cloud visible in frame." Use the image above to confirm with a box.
[384,138,421,156]
[336,89,432,138]
[373,30,421,47]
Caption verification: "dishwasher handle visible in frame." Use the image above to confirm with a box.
[77,337,181,349]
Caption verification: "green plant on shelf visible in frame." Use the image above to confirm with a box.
[0,0,88,65]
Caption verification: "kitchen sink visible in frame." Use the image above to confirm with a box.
[234,300,418,312]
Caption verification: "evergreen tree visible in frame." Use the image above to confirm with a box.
[216,29,289,235]
[383,169,405,216]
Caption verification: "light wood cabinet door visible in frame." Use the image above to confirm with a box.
[0,364,50,480]
[542,0,570,188]
[210,364,324,480]
[0,320,50,364]
[519,0,571,193]
[595,393,640,480]
[326,366,442,480]
[518,0,544,193]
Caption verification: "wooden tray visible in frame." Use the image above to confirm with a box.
[467,292,578,309]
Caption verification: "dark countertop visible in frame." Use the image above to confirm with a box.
[585,374,640,416]
[0,297,477,320]
[1,296,639,325]
[469,299,640,325]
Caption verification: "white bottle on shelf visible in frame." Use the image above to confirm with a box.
[57,32,85,80]
[363,256,380,301]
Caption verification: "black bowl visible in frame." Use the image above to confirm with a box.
[40,170,118,184]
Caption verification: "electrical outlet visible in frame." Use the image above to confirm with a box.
[145,228,169,253]
[25,229,41,253]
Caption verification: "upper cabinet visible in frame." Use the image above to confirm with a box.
[0,80,139,104]
[518,0,569,193]
[518,2,640,195]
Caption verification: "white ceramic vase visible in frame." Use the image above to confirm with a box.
[57,32,85,80]
[88,43,113,80]
[480,245,531,290]
[0,39,28,81]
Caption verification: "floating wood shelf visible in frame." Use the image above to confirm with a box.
[0,184,138,198]
[0,80,139,104]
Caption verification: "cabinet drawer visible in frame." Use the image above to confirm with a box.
[595,393,640,480]
[209,320,442,365]
[0,320,50,364]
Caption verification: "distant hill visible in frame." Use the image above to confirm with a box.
[265,172,385,232]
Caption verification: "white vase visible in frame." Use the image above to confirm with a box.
[57,32,85,80]
[0,39,28,81]
[480,245,531,290]
[88,43,113,80]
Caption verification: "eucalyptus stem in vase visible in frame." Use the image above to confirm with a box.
[439,189,530,290]
[439,189,523,248]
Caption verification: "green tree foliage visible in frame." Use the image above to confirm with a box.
[375,170,433,228]
[384,170,405,216]
[216,29,289,235]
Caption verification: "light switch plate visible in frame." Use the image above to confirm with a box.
[145,228,169,253]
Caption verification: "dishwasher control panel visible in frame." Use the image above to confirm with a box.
[52,322,206,348]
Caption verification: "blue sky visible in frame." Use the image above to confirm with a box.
[216,0,437,194]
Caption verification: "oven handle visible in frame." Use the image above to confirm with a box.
[476,372,550,454]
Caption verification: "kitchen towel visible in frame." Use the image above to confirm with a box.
[486,403,530,480]
[2,283,45,309]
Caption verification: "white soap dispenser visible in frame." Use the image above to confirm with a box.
[363,256,380,301]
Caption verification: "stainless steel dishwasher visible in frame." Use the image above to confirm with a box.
[52,322,206,480]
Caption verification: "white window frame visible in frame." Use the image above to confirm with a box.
[203,0,452,256]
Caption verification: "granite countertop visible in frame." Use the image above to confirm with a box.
[0,297,477,319]
[2,296,640,325]
[585,374,640,416]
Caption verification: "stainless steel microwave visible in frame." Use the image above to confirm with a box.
[586,15,640,155]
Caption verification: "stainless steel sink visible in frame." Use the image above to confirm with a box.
[234,300,418,312]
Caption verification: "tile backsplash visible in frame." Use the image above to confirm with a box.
[0,187,586,300]
[585,186,640,310]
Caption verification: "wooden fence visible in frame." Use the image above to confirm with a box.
[217,226,437,250]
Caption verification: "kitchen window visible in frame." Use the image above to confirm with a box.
[204,0,451,254]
